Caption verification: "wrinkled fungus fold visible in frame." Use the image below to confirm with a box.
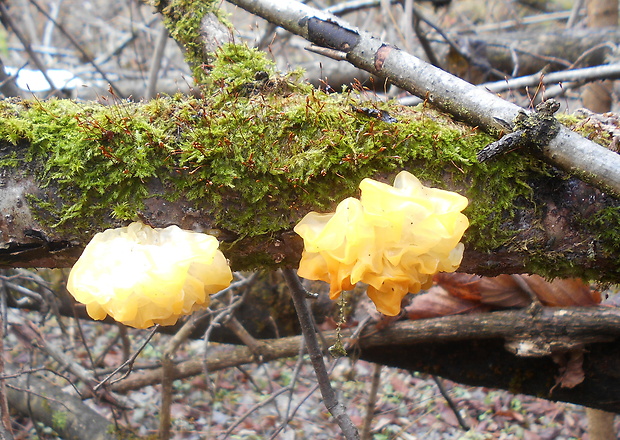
[294,171,469,316]
[67,222,232,328]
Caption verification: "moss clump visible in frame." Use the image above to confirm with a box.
[152,0,231,85]
[51,411,67,431]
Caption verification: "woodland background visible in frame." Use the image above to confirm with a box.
[1,0,620,439]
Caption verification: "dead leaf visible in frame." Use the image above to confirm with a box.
[434,273,482,301]
[479,275,531,308]
[521,275,601,307]
[551,348,586,391]
[405,286,486,320]
[435,273,600,309]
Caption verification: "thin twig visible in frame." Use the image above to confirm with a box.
[432,375,470,431]
[0,3,60,96]
[202,296,245,394]
[566,0,585,29]
[281,268,360,440]
[94,325,159,390]
[159,314,206,440]
[26,0,124,96]
[270,356,343,440]
[361,363,381,440]
[0,301,13,440]
[483,63,620,93]
[326,0,400,16]
[145,25,169,100]
[222,386,290,439]
[455,10,572,33]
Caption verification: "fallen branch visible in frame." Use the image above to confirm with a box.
[483,62,620,93]
[4,367,123,440]
[108,306,620,412]
[282,268,360,439]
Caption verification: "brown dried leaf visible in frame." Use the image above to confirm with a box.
[521,275,601,307]
[433,273,482,301]
[479,274,531,308]
[551,348,585,390]
[405,286,486,320]
[435,273,600,309]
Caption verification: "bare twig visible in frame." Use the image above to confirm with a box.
[270,355,343,440]
[0,3,60,96]
[159,314,205,440]
[325,0,400,16]
[455,10,573,33]
[0,303,13,440]
[94,325,159,390]
[483,63,620,93]
[26,0,124,97]
[361,363,381,440]
[567,0,585,28]
[432,375,470,431]
[282,268,360,440]
[202,295,245,394]
[145,25,169,100]
[223,386,290,439]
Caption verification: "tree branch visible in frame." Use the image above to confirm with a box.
[1,95,619,280]
[4,367,123,440]
[224,0,620,195]
[282,268,360,439]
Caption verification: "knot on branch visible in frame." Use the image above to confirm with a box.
[478,99,561,162]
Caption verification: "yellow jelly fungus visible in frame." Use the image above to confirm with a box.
[294,171,469,316]
[67,222,232,329]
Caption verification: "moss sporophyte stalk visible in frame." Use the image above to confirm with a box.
[0,43,567,260]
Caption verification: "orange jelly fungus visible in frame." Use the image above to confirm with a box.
[294,171,469,316]
[67,222,232,329]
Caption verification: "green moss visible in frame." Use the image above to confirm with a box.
[0,44,558,257]
[51,411,67,431]
[589,206,620,252]
[153,0,231,85]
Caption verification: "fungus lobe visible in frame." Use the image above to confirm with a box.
[294,171,469,316]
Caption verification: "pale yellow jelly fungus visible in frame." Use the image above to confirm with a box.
[294,171,469,316]
[67,222,232,329]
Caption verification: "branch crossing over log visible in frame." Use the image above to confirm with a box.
[226,0,620,195]
[478,99,561,162]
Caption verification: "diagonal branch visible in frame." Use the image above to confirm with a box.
[282,268,360,439]
[224,0,620,195]
[106,306,620,412]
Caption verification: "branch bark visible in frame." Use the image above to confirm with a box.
[4,367,122,440]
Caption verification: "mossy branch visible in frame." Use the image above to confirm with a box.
[220,0,620,195]
[0,45,619,279]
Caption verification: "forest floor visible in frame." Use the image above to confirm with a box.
[99,349,616,440]
[9,323,613,440]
